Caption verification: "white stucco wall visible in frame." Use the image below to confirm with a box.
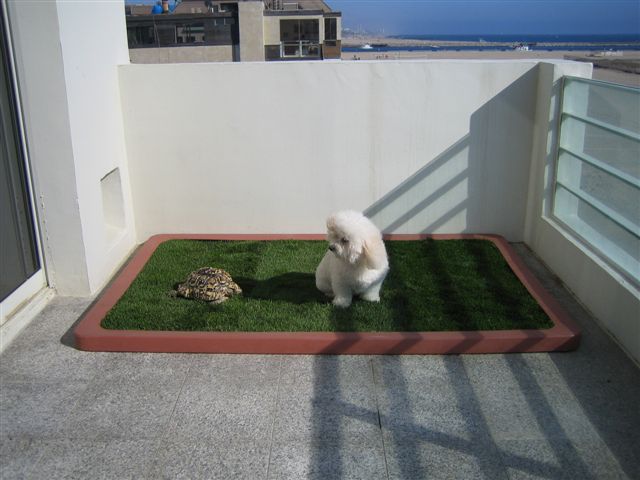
[8,0,136,295]
[120,60,574,241]
[7,0,89,295]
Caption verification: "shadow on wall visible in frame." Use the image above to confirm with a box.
[364,66,539,241]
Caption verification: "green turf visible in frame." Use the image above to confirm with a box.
[101,239,554,332]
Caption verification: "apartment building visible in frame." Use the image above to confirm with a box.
[125,0,342,62]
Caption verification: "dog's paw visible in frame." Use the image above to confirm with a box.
[332,296,352,308]
[360,293,380,302]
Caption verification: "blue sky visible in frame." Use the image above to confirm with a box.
[327,0,640,35]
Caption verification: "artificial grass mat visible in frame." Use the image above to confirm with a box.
[102,239,553,332]
[101,239,553,332]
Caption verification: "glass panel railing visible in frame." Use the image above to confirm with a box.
[554,186,639,279]
[557,149,639,230]
[553,77,640,284]
[563,77,640,134]
[560,115,640,179]
[281,41,321,58]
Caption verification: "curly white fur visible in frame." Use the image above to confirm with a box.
[315,210,389,308]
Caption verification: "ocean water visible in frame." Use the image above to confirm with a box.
[344,33,640,52]
[394,34,640,43]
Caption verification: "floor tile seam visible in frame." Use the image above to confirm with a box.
[159,435,274,451]
[369,358,391,480]
[16,441,49,480]
[268,433,384,444]
[449,362,515,479]
[265,355,285,480]
[377,358,512,477]
[139,436,176,479]
[178,378,279,392]
[145,363,195,479]
[7,427,170,443]
[71,435,167,445]
[158,362,193,441]
[3,433,171,447]
[0,378,86,387]
[495,360,604,477]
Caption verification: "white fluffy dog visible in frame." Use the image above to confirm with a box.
[315,210,389,308]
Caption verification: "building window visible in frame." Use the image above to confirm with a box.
[217,3,236,12]
[280,19,319,42]
[324,17,337,41]
[279,19,320,58]
[552,76,640,284]
[156,24,177,46]
[126,17,238,48]
[176,23,205,44]
[127,25,156,47]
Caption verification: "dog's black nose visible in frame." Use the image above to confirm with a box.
[328,245,336,252]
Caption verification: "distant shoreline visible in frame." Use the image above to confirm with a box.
[341,34,640,49]
[339,43,640,87]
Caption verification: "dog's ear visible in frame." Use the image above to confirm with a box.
[326,215,337,231]
[347,238,362,264]
[362,235,387,270]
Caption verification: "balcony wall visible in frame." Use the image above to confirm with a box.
[119,59,587,241]
[119,59,640,363]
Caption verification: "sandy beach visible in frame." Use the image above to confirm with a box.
[340,37,640,87]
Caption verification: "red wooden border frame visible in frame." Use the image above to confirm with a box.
[73,234,580,354]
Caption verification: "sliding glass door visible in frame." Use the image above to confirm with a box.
[0,6,44,318]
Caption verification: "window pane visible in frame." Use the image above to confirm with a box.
[283,43,298,56]
[156,24,176,46]
[553,77,640,283]
[557,150,639,228]
[564,77,640,133]
[299,19,318,41]
[324,18,336,41]
[560,116,639,178]
[280,20,297,42]
[554,186,639,280]
[280,19,319,42]
[127,25,155,48]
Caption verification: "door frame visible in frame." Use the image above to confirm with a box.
[0,0,48,327]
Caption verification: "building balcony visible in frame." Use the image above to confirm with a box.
[0,2,638,478]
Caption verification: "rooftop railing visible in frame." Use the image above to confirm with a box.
[552,76,640,285]
[280,40,321,58]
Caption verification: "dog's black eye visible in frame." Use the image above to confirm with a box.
[341,237,349,244]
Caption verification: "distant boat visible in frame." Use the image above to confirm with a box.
[361,44,373,50]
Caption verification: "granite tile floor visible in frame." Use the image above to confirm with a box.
[1,244,639,479]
